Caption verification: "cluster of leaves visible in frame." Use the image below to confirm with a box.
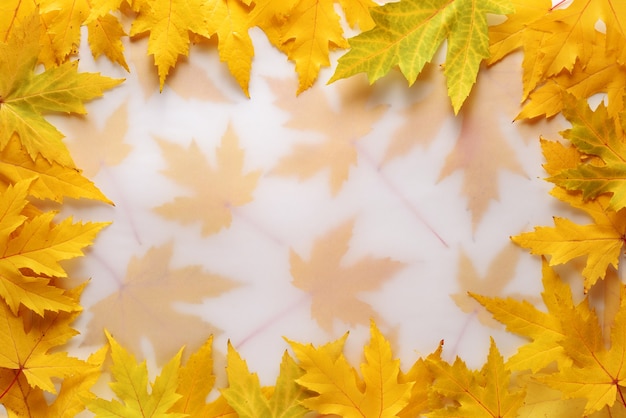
[4,0,626,416]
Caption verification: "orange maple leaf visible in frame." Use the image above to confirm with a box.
[82,243,238,363]
[269,77,386,195]
[155,124,261,236]
[289,220,403,331]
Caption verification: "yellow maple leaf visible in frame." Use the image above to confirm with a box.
[518,32,626,120]
[427,338,525,417]
[86,330,185,417]
[205,0,254,97]
[0,180,109,315]
[512,192,626,290]
[330,0,513,113]
[0,285,90,396]
[154,124,261,236]
[0,134,112,204]
[86,12,129,71]
[538,285,626,414]
[170,337,216,416]
[221,342,308,417]
[130,0,213,90]
[279,0,349,94]
[289,220,403,331]
[288,320,413,417]
[546,96,626,211]
[38,0,90,65]
[2,345,107,418]
[471,259,574,373]
[513,124,626,290]
[397,341,444,417]
[0,0,37,43]
[0,13,123,167]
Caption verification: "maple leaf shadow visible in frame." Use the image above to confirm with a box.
[80,243,239,365]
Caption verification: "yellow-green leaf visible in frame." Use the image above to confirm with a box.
[329,0,513,113]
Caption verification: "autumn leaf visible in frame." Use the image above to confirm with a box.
[155,124,261,236]
[289,220,403,331]
[205,0,254,96]
[86,330,185,418]
[427,337,525,417]
[518,32,626,120]
[513,187,626,290]
[86,11,129,71]
[171,337,215,416]
[221,342,308,417]
[538,285,626,414]
[0,285,90,397]
[37,0,128,69]
[527,0,626,78]
[0,13,123,167]
[0,0,37,44]
[269,76,386,195]
[471,259,573,373]
[275,0,349,94]
[0,134,112,204]
[82,243,237,363]
[330,0,513,113]
[397,342,444,417]
[129,0,213,90]
[0,180,109,315]
[2,346,107,418]
[547,96,626,211]
[288,320,413,417]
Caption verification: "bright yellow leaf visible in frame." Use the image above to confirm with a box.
[86,330,186,418]
[0,134,112,204]
[471,259,574,373]
[130,0,213,90]
[206,0,254,96]
[539,286,626,414]
[0,286,89,395]
[281,0,349,94]
[427,338,525,417]
[171,337,215,416]
[289,320,413,417]
[0,180,108,315]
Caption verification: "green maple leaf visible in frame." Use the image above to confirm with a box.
[329,0,513,113]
